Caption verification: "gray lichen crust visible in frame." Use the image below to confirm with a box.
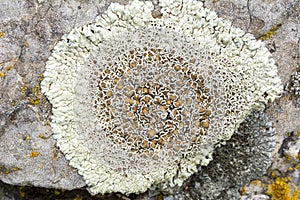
[162,111,276,200]
[41,0,283,195]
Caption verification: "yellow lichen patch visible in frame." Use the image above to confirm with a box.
[240,186,247,195]
[39,163,44,169]
[21,86,28,94]
[73,195,83,200]
[285,155,292,161]
[5,66,12,71]
[29,97,40,105]
[11,99,18,106]
[269,170,277,177]
[21,84,42,105]
[157,193,163,200]
[266,177,299,200]
[19,186,25,198]
[0,58,17,78]
[32,85,40,96]
[258,23,282,41]
[296,128,300,137]
[250,179,263,186]
[0,165,21,175]
[0,32,4,38]
[30,151,39,158]
[0,71,5,78]
[292,188,299,200]
[39,133,48,139]
[39,74,44,81]
[54,189,61,195]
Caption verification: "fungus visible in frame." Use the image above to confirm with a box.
[41,0,283,195]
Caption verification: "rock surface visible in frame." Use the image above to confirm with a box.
[0,0,299,199]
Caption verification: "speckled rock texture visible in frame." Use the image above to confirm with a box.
[0,0,299,199]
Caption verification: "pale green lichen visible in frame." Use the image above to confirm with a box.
[41,0,283,195]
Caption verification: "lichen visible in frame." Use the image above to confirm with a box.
[29,151,39,158]
[41,0,283,195]
[286,69,300,106]
[167,111,277,200]
[0,165,20,175]
[21,84,41,105]
[258,23,282,41]
[266,177,299,200]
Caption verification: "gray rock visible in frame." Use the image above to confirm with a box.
[0,0,107,190]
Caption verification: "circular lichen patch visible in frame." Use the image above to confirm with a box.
[41,0,283,195]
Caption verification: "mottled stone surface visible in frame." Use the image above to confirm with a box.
[0,0,108,190]
[0,0,299,199]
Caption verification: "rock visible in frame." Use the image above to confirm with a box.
[0,0,107,190]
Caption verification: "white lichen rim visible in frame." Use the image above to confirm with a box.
[41,0,283,195]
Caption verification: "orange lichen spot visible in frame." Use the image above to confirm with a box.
[0,32,4,38]
[289,167,294,171]
[266,177,299,200]
[30,151,39,158]
[25,135,30,140]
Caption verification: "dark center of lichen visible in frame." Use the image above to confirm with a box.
[91,47,213,157]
